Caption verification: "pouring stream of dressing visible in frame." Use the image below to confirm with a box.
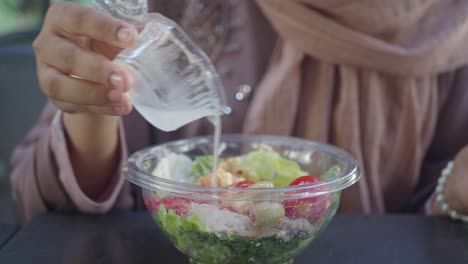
[210,116,222,186]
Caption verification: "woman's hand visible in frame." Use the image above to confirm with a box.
[433,147,468,215]
[33,2,137,116]
[33,2,139,200]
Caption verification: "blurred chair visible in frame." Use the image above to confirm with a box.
[0,45,46,223]
[0,0,47,46]
[0,29,40,46]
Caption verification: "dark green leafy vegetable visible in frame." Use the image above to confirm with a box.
[154,205,314,264]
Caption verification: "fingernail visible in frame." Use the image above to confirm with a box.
[117,27,133,43]
[114,105,127,115]
[110,73,124,91]
[107,90,122,103]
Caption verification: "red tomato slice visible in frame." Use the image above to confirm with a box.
[283,176,330,223]
[144,198,156,211]
[232,180,255,188]
[160,197,193,216]
[144,195,160,212]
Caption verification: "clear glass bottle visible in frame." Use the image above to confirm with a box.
[93,0,228,132]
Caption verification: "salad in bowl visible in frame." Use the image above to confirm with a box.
[124,134,360,264]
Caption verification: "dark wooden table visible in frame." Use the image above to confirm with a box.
[0,224,19,251]
[1,212,467,264]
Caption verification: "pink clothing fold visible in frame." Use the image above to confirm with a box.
[10,104,131,222]
[244,0,468,213]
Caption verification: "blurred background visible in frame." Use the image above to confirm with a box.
[0,0,91,37]
[0,0,91,224]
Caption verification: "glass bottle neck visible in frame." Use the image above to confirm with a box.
[93,0,148,25]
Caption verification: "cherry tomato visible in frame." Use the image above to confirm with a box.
[289,175,320,186]
[283,176,330,223]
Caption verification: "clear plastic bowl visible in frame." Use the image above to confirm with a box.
[124,134,361,264]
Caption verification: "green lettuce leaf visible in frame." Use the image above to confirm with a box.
[189,155,215,180]
[241,150,307,187]
[320,165,341,180]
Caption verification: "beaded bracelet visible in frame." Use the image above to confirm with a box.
[435,161,468,223]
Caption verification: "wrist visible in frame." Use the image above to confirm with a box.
[63,112,119,129]
[62,112,122,200]
[63,112,119,145]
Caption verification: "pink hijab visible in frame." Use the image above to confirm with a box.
[244,0,468,213]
